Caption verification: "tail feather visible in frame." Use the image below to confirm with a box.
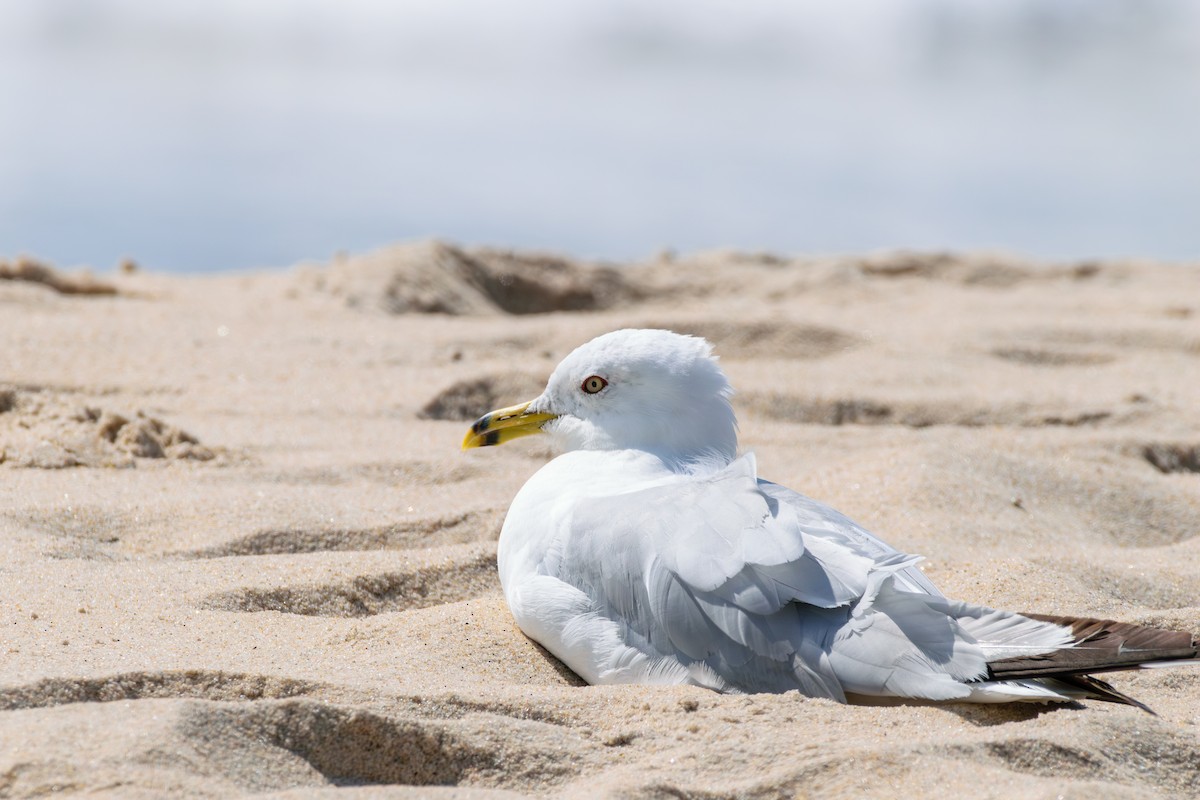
[986,613,1199,679]
[981,613,1199,713]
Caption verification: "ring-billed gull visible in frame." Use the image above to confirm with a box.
[463,329,1198,710]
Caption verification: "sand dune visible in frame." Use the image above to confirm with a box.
[2,243,1198,798]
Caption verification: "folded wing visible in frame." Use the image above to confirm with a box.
[559,454,1074,702]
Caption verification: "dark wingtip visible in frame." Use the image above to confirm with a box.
[982,612,1200,713]
[989,613,1199,679]
[1055,674,1157,715]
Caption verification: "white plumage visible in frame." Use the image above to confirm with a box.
[464,329,1168,706]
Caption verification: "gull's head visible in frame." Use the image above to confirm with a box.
[463,329,737,466]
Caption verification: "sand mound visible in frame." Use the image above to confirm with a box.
[989,346,1117,367]
[0,671,322,711]
[852,250,1105,286]
[202,545,500,617]
[0,255,117,295]
[420,373,549,421]
[1142,443,1200,474]
[303,240,639,315]
[0,385,214,467]
[297,243,1134,320]
[737,392,1126,429]
[0,696,574,797]
[630,319,859,360]
[256,459,481,488]
[182,510,504,559]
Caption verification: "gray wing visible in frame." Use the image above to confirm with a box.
[558,454,1069,701]
[755,478,943,597]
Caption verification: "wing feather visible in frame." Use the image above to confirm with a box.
[556,454,1071,701]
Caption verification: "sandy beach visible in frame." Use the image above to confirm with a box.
[2,242,1199,799]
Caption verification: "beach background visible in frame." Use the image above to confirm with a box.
[3,3,1200,799]
[3,246,1199,798]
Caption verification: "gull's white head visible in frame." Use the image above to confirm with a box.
[463,329,737,466]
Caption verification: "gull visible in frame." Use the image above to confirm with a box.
[463,329,1198,710]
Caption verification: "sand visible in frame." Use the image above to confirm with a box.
[2,241,1199,799]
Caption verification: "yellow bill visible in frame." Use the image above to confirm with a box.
[462,400,557,450]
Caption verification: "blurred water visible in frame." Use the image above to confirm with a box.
[2,0,1198,272]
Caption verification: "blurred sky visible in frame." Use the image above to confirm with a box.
[2,0,1199,272]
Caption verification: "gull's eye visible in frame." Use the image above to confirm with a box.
[581,375,608,394]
